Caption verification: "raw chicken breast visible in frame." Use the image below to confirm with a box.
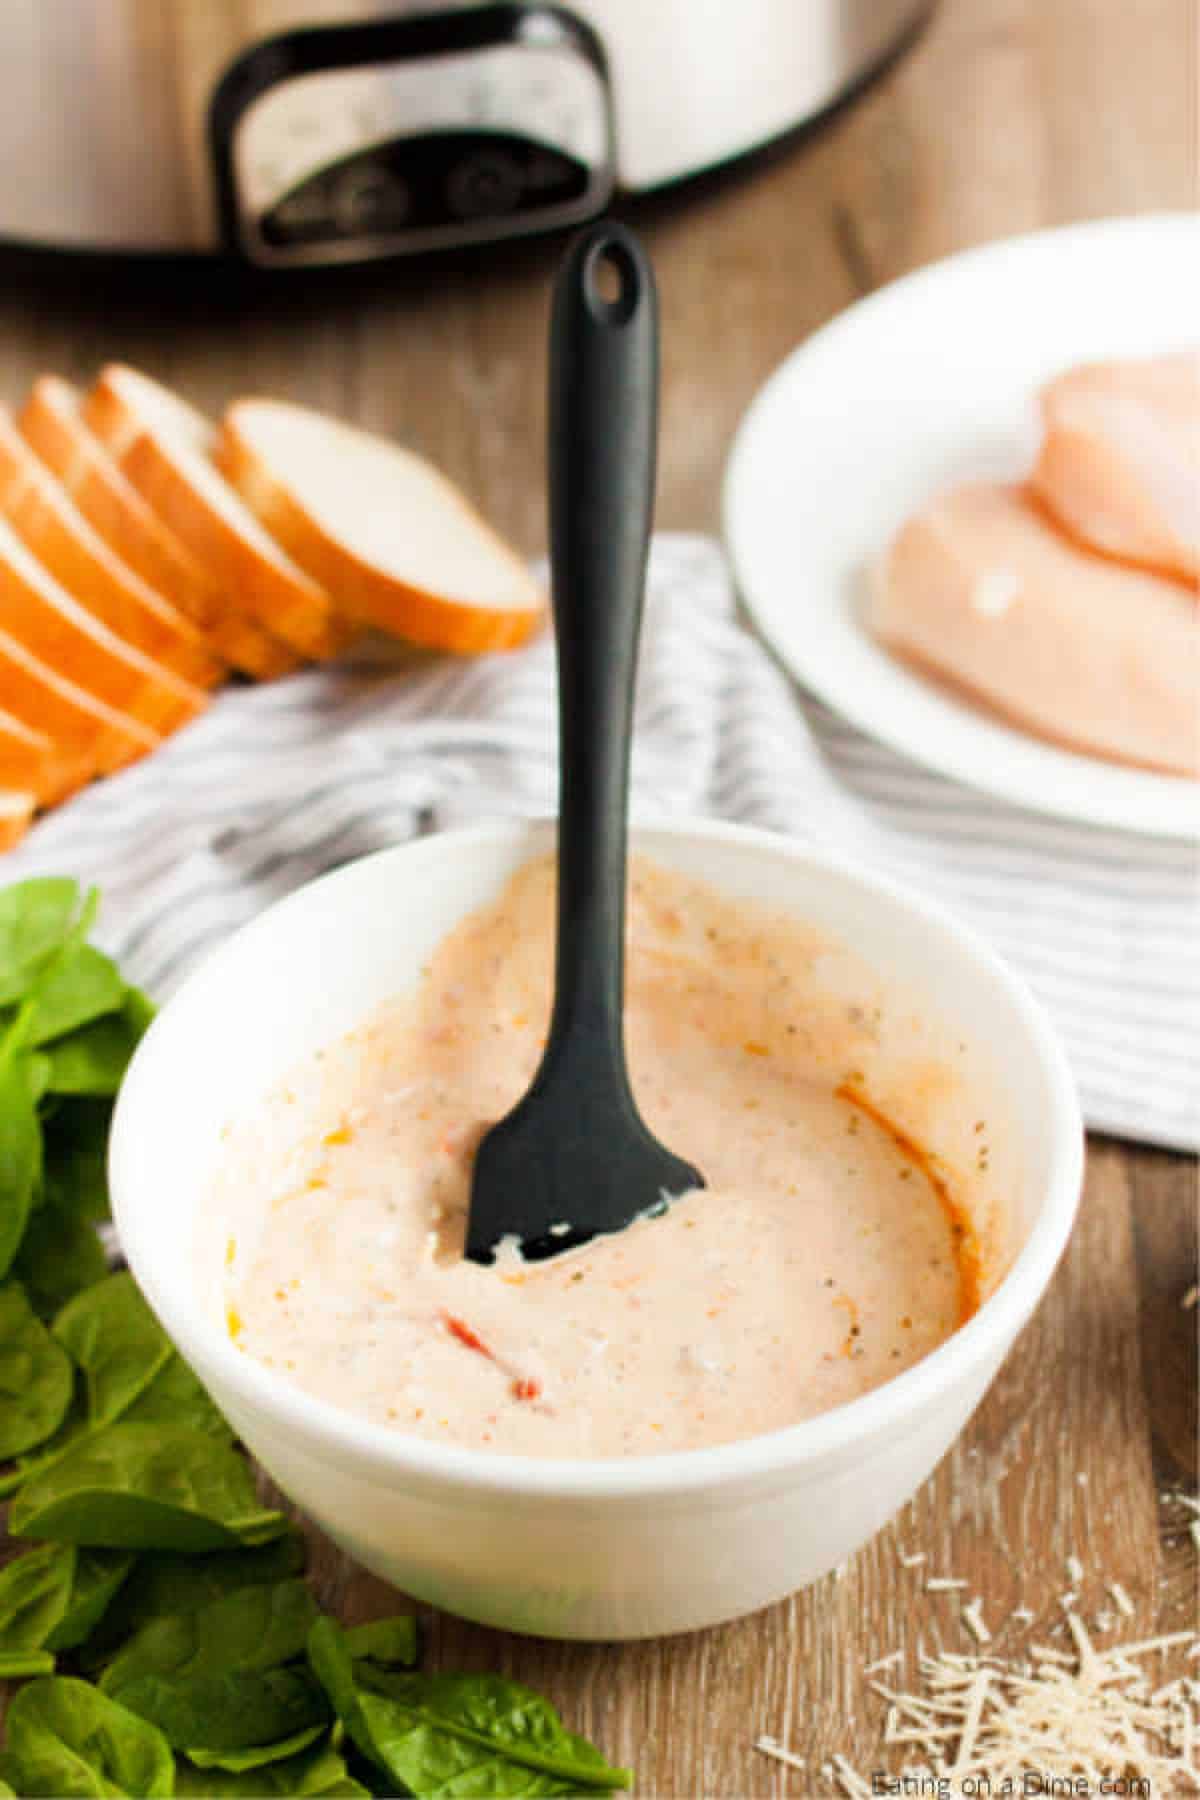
[1032,352,1199,585]
[871,482,1199,775]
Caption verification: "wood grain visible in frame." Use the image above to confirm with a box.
[0,0,1195,1791]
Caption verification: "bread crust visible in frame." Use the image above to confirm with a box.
[85,369,351,661]
[217,401,544,655]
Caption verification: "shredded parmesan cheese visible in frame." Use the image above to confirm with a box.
[949,1668,990,1777]
[757,1613,1200,1794]
[1109,1580,1135,1618]
[962,1597,991,1644]
[756,1504,1198,1793]
[754,1734,808,1774]
[831,1751,871,1797]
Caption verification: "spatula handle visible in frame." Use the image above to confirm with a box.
[547,221,657,1062]
[465,223,701,1261]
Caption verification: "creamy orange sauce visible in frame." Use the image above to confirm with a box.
[216,857,979,1458]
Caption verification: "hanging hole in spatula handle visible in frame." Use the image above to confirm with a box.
[583,236,640,322]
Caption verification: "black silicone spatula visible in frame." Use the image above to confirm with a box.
[465,222,705,1264]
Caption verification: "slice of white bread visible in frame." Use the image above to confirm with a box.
[19,378,301,681]
[0,411,224,691]
[215,400,545,653]
[870,481,1200,775]
[0,619,158,778]
[0,792,35,853]
[84,367,351,661]
[0,514,207,740]
[1032,353,1200,587]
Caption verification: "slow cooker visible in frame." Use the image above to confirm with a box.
[4,1,929,266]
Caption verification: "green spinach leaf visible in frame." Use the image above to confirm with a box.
[309,1623,630,1795]
[0,1542,134,1671]
[84,1534,306,1663]
[0,1395,86,1501]
[14,1204,108,1318]
[25,1053,52,1106]
[46,1550,136,1654]
[9,1423,288,1551]
[101,1578,318,1696]
[306,1618,377,1769]
[184,1725,326,1772]
[175,1739,368,1796]
[3,1272,182,1487]
[343,1615,419,1669]
[19,946,126,1049]
[3,1675,175,1797]
[0,1054,44,1278]
[113,1666,330,1754]
[0,880,82,1007]
[4,889,100,1061]
[42,1001,146,1098]
[0,1543,75,1662]
[356,1674,632,1796]
[121,1347,233,1444]
[5,1277,233,1498]
[121,986,156,1038]
[0,1280,75,1458]
[0,1648,57,1676]
[53,1274,178,1429]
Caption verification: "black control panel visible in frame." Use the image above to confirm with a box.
[210,6,614,267]
[260,130,591,252]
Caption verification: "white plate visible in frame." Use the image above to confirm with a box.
[723,213,1200,839]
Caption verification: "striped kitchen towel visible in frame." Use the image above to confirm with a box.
[5,535,1196,1150]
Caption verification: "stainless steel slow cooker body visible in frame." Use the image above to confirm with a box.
[3,0,929,263]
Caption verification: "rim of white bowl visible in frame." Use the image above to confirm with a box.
[111,817,1084,1502]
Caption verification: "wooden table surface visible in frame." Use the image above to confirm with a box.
[2,1,1196,1792]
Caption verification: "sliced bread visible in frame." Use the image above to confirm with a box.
[216,399,544,653]
[0,621,158,777]
[0,515,207,740]
[0,411,224,690]
[19,377,301,681]
[0,707,76,808]
[0,792,35,853]
[84,367,350,661]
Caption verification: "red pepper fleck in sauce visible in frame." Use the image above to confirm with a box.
[442,1312,493,1359]
[511,1378,542,1402]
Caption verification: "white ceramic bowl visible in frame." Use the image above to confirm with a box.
[110,819,1082,1640]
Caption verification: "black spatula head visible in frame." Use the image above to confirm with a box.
[465,222,704,1264]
